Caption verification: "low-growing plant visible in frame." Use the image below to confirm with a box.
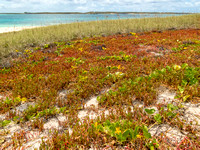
[35,107,59,119]
[0,26,200,149]
[0,97,26,113]
[91,120,159,149]
[44,44,50,49]
[98,54,136,62]
[0,120,11,127]
[0,68,11,74]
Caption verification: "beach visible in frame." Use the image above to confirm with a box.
[0,26,37,33]
[0,13,184,34]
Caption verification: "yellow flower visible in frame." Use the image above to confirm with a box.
[94,122,98,128]
[173,65,181,70]
[15,50,19,52]
[102,47,106,50]
[195,40,200,44]
[117,65,121,69]
[78,48,83,52]
[21,97,27,102]
[136,134,142,139]
[183,47,187,50]
[130,32,136,36]
[71,66,77,69]
[115,127,121,134]
[157,40,160,42]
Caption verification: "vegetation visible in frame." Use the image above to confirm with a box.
[0,14,199,58]
[0,15,200,149]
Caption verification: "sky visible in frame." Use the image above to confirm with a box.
[0,0,200,13]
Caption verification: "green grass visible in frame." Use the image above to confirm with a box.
[0,14,199,58]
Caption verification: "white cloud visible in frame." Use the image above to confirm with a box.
[0,0,199,13]
[74,0,87,4]
[0,4,5,9]
[195,2,200,6]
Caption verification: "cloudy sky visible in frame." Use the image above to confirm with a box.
[0,0,199,13]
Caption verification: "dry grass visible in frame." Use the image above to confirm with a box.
[0,14,199,58]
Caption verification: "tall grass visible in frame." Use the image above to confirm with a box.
[0,14,199,58]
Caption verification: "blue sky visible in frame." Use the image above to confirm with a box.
[0,0,199,13]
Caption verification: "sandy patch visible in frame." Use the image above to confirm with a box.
[0,26,38,34]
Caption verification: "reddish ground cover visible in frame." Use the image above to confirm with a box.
[0,29,199,149]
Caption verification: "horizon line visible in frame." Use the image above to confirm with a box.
[0,11,194,14]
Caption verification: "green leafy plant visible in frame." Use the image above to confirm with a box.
[154,114,162,124]
[55,47,62,56]
[0,120,11,127]
[0,97,24,113]
[145,108,156,115]
[146,138,160,150]
[98,54,136,62]
[34,47,40,50]
[166,104,178,118]
[0,68,11,74]
[44,44,49,49]
[88,40,100,45]
[35,107,59,119]
[92,120,152,143]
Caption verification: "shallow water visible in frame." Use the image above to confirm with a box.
[0,13,184,27]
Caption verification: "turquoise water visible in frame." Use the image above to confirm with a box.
[0,13,183,27]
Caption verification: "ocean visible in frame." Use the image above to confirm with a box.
[0,13,184,27]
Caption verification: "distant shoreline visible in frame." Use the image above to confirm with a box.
[0,13,187,29]
[0,12,192,14]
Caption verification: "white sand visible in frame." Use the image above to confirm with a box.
[0,26,38,34]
